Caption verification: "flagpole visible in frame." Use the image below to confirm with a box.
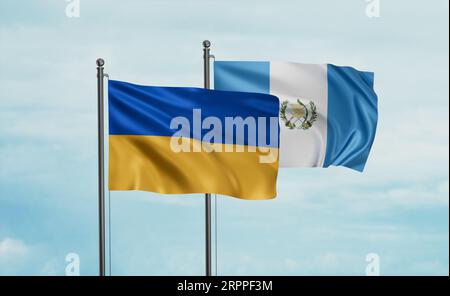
[96,58,106,276]
[203,40,212,276]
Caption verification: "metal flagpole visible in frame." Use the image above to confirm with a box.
[202,40,212,276]
[96,58,106,276]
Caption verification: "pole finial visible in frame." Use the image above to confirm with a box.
[96,58,105,67]
[202,40,211,48]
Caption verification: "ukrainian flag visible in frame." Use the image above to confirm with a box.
[108,80,280,200]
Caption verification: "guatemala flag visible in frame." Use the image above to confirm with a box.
[214,61,378,172]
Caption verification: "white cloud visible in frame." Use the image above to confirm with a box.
[0,237,28,260]
[0,237,30,275]
[0,237,66,275]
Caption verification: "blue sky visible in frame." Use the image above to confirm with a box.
[0,0,448,275]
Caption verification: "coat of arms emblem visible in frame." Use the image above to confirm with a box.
[280,99,317,130]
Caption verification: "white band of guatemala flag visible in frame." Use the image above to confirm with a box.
[214,61,378,172]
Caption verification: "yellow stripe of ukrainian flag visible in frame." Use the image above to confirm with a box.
[109,135,278,200]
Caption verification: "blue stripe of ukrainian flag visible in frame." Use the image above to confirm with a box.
[108,80,280,199]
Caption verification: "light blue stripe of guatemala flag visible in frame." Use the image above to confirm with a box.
[324,65,377,171]
[214,61,378,171]
[108,80,280,148]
